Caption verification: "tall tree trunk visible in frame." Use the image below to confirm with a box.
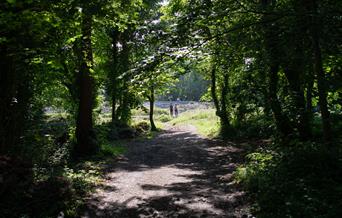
[110,29,119,125]
[0,46,30,154]
[284,67,311,140]
[0,46,16,153]
[211,65,221,115]
[283,0,313,140]
[149,85,157,131]
[305,0,332,141]
[261,0,294,139]
[74,12,97,156]
[211,64,231,134]
[112,95,117,123]
[118,31,131,125]
[306,70,314,116]
[313,35,332,141]
[220,73,231,132]
[268,64,293,138]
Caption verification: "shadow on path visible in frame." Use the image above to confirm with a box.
[82,126,251,218]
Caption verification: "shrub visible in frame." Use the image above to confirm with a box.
[134,121,150,133]
[158,114,171,122]
[234,142,342,218]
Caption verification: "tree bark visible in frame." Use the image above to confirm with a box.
[210,63,231,134]
[220,72,231,132]
[0,45,16,153]
[118,30,131,125]
[282,0,313,140]
[149,85,157,131]
[211,65,220,115]
[306,71,314,116]
[261,0,294,139]
[285,67,311,140]
[0,45,30,154]
[313,35,332,141]
[305,0,332,141]
[110,29,119,125]
[268,64,293,138]
[74,12,97,156]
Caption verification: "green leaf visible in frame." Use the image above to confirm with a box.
[6,0,16,4]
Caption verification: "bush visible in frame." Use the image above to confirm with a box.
[158,114,171,122]
[134,121,150,133]
[234,152,275,193]
[235,142,342,218]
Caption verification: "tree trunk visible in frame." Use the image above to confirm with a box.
[110,29,119,125]
[261,0,294,140]
[149,85,157,131]
[313,35,332,141]
[284,67,311,140]
[0,45,16,153]
[306,71,314,116]
[305,0,332,141]
[220,72,231,133]
[74,12,97,156]
[236,104,246,127]
[283,0,313,140]
[0,46,30,154]
[211,65,221,115]
[118,31,131,126]
[210,63,230,135]
[268,64,293,138]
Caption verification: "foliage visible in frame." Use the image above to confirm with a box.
[0,109,127,217]
[133,121,151,133]
[159,114,172,122]
[235,142,342,217]
[158,67,210,101]
[0,0,341,217]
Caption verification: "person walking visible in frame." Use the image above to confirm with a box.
[174,104,178,117]
[169,103,173,117]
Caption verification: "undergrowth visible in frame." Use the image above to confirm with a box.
[234,141,342,218]
[0,113,128,218]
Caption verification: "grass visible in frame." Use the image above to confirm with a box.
[234,141,342,217]
[99,142,127,157]
[169,108,220,138]
[132,107,169,116]
[131,107,220,138]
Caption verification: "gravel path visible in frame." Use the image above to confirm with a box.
[82,125,251,218]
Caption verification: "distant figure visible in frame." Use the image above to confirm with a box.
[174,104,178,117]
[169,103,173,117]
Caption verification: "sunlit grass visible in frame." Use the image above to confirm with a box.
[131,107,169,117]
[169,108,220,138]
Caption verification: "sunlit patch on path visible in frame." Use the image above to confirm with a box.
[83,126,251,218]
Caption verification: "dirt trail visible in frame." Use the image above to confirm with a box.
[83,125,251,218]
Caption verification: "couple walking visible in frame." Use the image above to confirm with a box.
[169,103,178,118]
